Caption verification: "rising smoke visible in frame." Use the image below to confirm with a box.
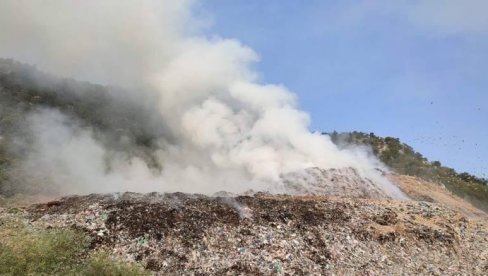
[0,0,406,198]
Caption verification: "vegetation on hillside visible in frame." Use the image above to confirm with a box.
[328,131,488,212]
[0,58,164,145]
[0,58,163,195]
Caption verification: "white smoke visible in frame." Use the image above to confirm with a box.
[0,0,406,198]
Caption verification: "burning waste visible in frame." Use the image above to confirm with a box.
[0,0,404,199]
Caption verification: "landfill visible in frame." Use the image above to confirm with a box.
[1,191,485,275]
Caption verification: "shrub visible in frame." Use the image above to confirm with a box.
[0,216,148,275]
[0,219,89,275]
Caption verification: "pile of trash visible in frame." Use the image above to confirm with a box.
[4,192,484,274]
[281,167,394,199]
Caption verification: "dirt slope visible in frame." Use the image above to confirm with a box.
[390,173,486,218]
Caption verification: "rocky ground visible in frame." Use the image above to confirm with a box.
[1,191,487,275]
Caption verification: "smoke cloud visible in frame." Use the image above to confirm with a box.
[0,1,406,198]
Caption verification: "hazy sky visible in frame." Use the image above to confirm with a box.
[201,0,488,178]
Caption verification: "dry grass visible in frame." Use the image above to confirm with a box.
[0,213,148,275]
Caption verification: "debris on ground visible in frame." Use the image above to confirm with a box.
[1,192,485,275]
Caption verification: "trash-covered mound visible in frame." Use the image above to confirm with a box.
[281,167,405,199]
[8,192,488,275]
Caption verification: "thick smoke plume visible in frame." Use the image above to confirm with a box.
[0,1,405,198]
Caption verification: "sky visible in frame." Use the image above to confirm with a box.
[200,0,488,178]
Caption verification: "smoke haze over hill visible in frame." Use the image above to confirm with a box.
[0,1,405,198]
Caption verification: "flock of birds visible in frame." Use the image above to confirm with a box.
[408,102,486,179]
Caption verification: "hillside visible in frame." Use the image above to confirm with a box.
[328,131,488,213]
[0,58,164,195]
[1,59,488,275]
[1,59,487,211]
[1,59,487,210]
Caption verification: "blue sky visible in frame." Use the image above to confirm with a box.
[200,0,488,178]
